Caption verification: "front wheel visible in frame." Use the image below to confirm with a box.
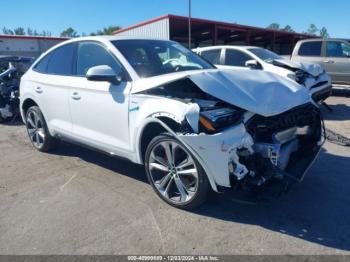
[25,106,57,152]
[145,133,210,209]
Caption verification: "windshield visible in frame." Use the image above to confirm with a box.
[248,47,282,63]
[112,40,214,78]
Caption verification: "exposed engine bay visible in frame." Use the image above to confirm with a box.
[0,56,33,122]
[240,104,323,187]
[134,75,324,191]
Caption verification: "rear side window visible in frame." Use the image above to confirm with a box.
[326,41,350,57]
[76,42,122,76]
[225,49,252,67]
[298,41,322,56]
[46,43,75,75]
[201,49,221,64]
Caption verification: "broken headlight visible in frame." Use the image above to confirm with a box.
[199,107,243,133]
[295,69,309,84]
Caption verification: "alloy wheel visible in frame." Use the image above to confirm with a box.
[26,110,45,149]
[148,140,199,204]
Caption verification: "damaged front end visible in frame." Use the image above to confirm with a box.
[179,103,324,191]
[132,70,324,192]
[241,103,324,186]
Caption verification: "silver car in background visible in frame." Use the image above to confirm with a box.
[291,39,350,86]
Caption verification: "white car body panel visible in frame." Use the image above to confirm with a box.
[20,36,324,194]
[68,77,131,153]
[132,69,311,117]
[193,46,332,100]
[22,71,73,134]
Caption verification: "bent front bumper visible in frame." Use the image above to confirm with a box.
[178,104,324,191]
[306,73,332,102]
[311,84,332,102]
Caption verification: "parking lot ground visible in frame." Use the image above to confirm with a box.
[323,88,350,137]
[0,95,350,255]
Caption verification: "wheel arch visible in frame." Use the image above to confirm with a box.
[137,116,218,192]
[21,98,38,122]
[138,116,181,164]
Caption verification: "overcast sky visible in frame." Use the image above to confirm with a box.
[3,0,349,38]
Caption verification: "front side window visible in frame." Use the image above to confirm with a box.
[298,41,322,56]
[76,42,123,76]
[46,44,75,75]
[112,40,214,78]
[201,49,221,64]
[248,48,282,63]
[225,49,252,67]
[326,41,350,57]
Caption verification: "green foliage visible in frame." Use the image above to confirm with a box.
[281,25,295,33]
[2,27,14,35]
[90,25,121,36]
[319,27,330,38]
[266,23,294,33]
[14,27,25,35]
[267,22,330,37]
[2,26,51,36]
[267,23,280,30]
[60,27,79,37]
[307,24,319,35]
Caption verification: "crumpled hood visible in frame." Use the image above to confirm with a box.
[273,59,324,77]
[132,69,311,117]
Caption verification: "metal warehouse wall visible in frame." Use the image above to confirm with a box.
[0,37,66,58]
[116,18,170,40]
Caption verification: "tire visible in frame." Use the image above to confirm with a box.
[145,132,210,209]
[25,106,57,152]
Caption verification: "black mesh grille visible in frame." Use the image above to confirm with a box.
[246,104,321,143]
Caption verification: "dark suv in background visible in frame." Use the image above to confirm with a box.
[291,39,350,85]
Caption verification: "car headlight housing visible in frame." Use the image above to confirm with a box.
[294,70,309,84]
[199,107,243,133]
[287,73,297,81]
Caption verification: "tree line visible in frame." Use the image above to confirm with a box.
[2,27,52,36]
[267,23,330,38]
[1,25,121,37]
[2,24,329,38]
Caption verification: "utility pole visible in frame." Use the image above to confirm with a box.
[188,0,191,48]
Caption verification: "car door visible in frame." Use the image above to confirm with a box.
[30,43,76,134]
[69,41,131,154]
[323,40,350,84]
[293,40,324,66]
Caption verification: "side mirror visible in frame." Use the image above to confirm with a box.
[245,60,261,69]
[86,65,122,85]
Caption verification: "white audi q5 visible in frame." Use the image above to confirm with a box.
[20,36,324,209]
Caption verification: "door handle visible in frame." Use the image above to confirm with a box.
[35,86,43,94]
[324,60,335,64]
[71,92,81,100]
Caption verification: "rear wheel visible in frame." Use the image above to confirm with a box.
[145,133,210,209]
[25,106,57,152]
